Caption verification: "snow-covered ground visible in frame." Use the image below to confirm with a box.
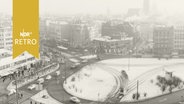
[57,46,68,50]
[99,58,184,81]
[69,58,80,63]
[63,64,117,101]
[80,55,97,60]
[31,90,63,104]
[63,58,184,102]
[120,63,184,102]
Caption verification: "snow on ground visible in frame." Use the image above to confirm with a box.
[64,58,184,102]
[80,55,97,60]
[121,63,184,102]
[57,46,68,50]
[69,58,80,63]
[98,58,184,81]
[31,89,63,104]
[63,64,117,101]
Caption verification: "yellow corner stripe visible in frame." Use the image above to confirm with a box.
[13,0,39,59]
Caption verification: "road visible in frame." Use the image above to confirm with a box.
[47,58,99,104]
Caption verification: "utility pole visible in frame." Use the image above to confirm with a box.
[64,57,67,84]
[98,93,100,104]
[63,56,67,102]
[136,80,139,100]
[14,72,19,104]
[128,50,132,71]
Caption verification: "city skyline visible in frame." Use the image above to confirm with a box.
[1,0,184,15]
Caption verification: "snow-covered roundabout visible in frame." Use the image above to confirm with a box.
[63,58,184,102]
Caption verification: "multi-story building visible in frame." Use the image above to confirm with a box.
[68,24,90,48]
[0,27,12,50]
[153,26,174,57]
[46,20,90,48]
[47,21,69,42]
[39,19,47,39]
[101,21,134,39]
[0,17,12,50]
[173,24,184,54]
[0,50,39,77]
[0,18,12,27]
[92,36,133,55]
[138,23,154,41]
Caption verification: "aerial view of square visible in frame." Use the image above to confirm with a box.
[1,0,184,104]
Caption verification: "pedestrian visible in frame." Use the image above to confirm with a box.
[144,93,147,97]
[20,93,23,98]
[3,78,5,82]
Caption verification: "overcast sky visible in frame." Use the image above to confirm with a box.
[0,0,184,15]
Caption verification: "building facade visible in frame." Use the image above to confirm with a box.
[173,24,184,54]
[0,51,39,77]
[68,24,90,48]
[46,20,90,48]
[153,26,174,57]
[46,20,69,42]
[0,27,12,50]
[92,37,133,55]
[101,21,134,39]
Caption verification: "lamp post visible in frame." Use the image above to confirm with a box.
[13,72,19,104]
[64,56,67,84]
[128,50,132,71]
[98,93,100,104]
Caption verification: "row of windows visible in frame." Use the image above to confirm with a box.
[155,45,171,48]
[5,42,12,45]
[174,37,184,39]
[5,38,12,41]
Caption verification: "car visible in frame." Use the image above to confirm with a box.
[37,78,44,84]
[75,63,80,66]
[46,75,52,80]
[28,84,37,90]
[81,59,88,63]
[42,95,49,99]
[71,63,80,69]
[70,97,80,103]
[71,65,77,69]
[56,71,60,76]
[8,89,16,96]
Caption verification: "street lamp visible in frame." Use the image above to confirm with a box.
[98,93,100,104]
[12,71,19,104]
[136,80,139,100]
[128,50,132,71]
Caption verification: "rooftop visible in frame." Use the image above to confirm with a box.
[0,51,35,67]
[93,36,133,42]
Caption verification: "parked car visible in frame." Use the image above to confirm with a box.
[71,63,80,69]
[71,65,77,69]
[81,59,88,63]
[28,84,37,90]
[42,95,49,99]
[70,97,80,103]
[46,75,52,80]
[8,89,16,96]
[37,78,44,84]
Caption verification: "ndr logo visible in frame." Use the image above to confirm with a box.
[20,29,32,38]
